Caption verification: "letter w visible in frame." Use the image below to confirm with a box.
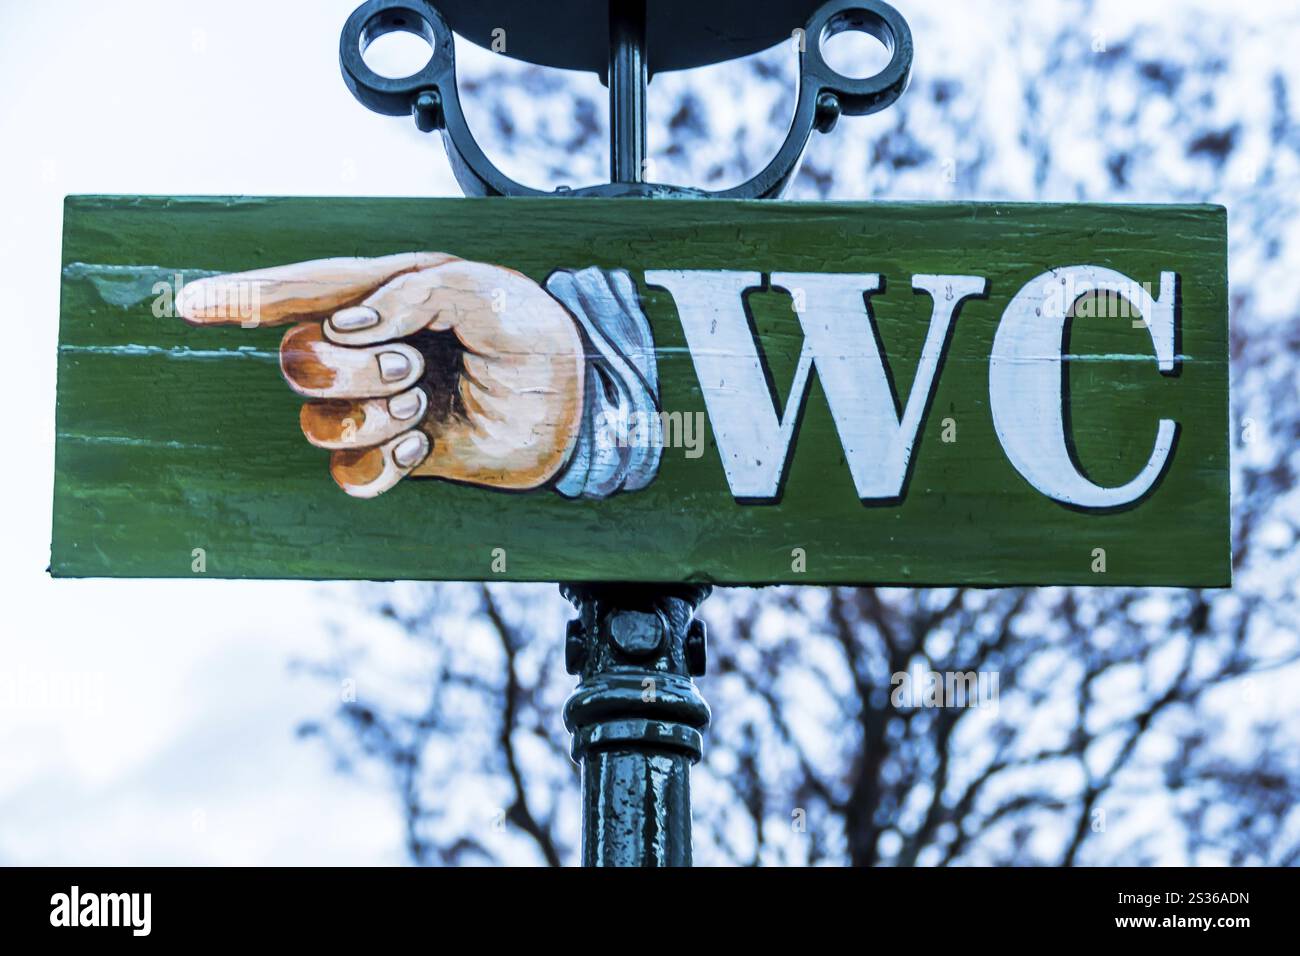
[645,271,986,501]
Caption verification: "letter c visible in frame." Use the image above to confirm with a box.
[989,266,1180,509]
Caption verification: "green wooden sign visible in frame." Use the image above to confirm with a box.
[53,197,1228,585]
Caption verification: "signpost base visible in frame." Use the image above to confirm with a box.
[561,584,711,866]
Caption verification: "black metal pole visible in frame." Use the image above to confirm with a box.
[554,0,714,869]
[562,584,710,866]
[608,0,647,183]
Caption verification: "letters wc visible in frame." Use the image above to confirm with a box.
[53,198,1228,586]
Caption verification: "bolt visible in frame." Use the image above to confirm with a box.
[607,610,664,659]
[685,619,707,676]
[413,89,443,132]
[564,618,586,674]
[813,91,841,134]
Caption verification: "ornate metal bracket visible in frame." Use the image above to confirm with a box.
[340,0,912,198]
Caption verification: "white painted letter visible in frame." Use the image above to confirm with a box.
[647,271,985,501]
[774,273,986,500]
[989,266,1180,509]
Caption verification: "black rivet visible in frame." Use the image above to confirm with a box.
[413,89,443,132]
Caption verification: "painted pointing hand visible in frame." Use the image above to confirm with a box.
[177,254,586,498]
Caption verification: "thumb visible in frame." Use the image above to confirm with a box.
[176,252,458,327]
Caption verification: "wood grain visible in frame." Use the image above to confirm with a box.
[53,197,1229,585]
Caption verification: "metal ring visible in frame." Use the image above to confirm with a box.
[337,0,914,198]
[339,0,453,116]
[804,0,912,116]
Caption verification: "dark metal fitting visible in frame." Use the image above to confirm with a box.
[573,719,705,763]
[339,0,913,199]
[685,618,707,676]
[563,671,711,751]
[564,618,587,675]
[412,89,443,131]
[606,608,666,659]
[814,91,842,133]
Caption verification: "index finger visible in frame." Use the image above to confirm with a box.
[175,252,459,327]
